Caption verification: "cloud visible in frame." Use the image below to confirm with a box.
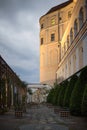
[0,0,67,83]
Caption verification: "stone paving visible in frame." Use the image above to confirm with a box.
[0,104,74,130]
[0,104,87,130]
[19,104,69,130]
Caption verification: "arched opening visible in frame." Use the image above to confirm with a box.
[70,28,73,44]
[67,35,69,48]
[74,19,78,37]
[79,7,84,29]
[79,47,83,69]
[73,54,76,73]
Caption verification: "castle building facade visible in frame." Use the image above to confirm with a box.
[39,0,87,85]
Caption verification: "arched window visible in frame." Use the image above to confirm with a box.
[67,35,69,48]
[74,19,78,37]
[79,7,84,29]
[64,42,66,53]
[79,47,83,69]
[62,47,64,57]
[70,28,73,44]
[85,0,87,18]
[68,59,71,76]
[73,54,76,73]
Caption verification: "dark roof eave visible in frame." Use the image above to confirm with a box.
[46,0,73,15]
[40,0,73,21]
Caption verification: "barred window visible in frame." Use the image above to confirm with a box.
[51,33,55,42]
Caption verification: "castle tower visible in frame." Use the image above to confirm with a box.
[39,0,76,86]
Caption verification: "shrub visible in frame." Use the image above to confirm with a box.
[52,84,60,105]
[47,88,55,103]
[57,80,68,107]
[81,84,87,116]
[63,75,78,107]
[70,66,87,115]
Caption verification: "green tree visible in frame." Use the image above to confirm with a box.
[57,80,68,107]
[63,75,78,107]
[81,84,87,116]
[52,83,60,105]
[70,66,87,115]
[47,88,54,103]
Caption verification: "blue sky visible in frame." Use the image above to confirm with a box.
[0,0,67,83]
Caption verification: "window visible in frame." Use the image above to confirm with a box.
[67,35,69,48]
[79,7,84,28]
[74,19,78,37]
[68,11,71,18]
[64,42,66,52]
[41,24,44,29]
[73,54,76,73]
[59,12,62,22]
[51,33,55,42]
[79,47,83,68]
[41,38,43,45]
[59,17,62,21]
[51,19,55,25]
[70,28,73,44]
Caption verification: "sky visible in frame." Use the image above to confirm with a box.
[0,0,67,83]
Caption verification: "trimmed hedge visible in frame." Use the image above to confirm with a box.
[47,88,55,103]
[63,75,78,107]
[47,66,87,116]
[81,84,87,116]
[52,84,60,105]
[57,80,68,107]
[70,66,87,115]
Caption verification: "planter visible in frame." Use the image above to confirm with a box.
[14,104,23,117]
[15,111,23,117]
[59,110,70,118]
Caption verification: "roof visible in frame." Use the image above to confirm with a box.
[46,0,73,15]
[40,0,73,20]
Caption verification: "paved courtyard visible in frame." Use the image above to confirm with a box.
[19,105,69,130]
[0,104,87,130]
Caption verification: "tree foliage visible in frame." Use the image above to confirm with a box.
[81,84,87,116]
[70,66,87,115]
[63,75,78,107]
[47,88,54,103]
[52,84,60,105]
[57,80,68,107]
